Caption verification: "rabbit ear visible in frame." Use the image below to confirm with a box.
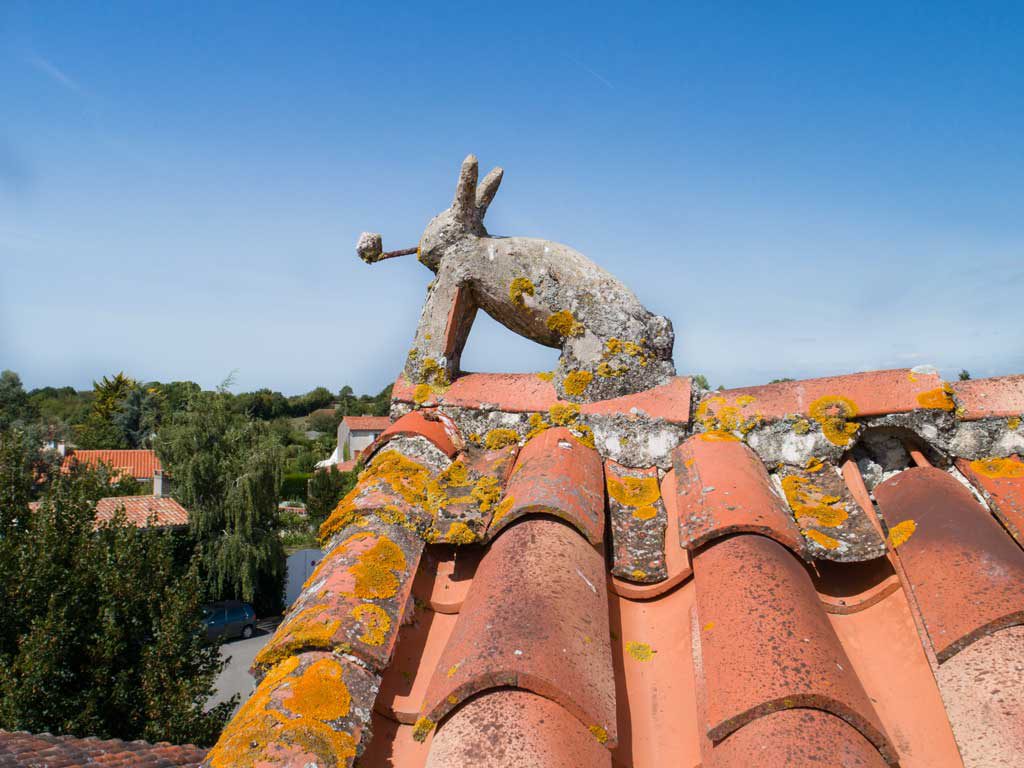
[452,154,478,218]
[476,167,503,217]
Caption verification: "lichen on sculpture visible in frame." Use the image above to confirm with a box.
[357,154,676,402]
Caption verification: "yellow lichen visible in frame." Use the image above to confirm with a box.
[470,475,502,512]
[571,423,596,449]
[792,418,811,435]
[536,370,555,382]
[971,456,1024,478]
[446,694,458,705]
[413,384,432,405]
[412,716,435,742]
[696,395,762,438]
[808,395,859,446]
[626,641,656,662]
[444,521,476,544]
[467,432,481,445]
[563,369,593,397]
[446,664,459,678]
[888,519,917,548]
[628,502,656,521]
[484,428,519,449]
[589,724,609,744]
[804,529,840,550]
[509,277,535,308]
[781,475,849,528]
[597,361,627,378]
[630,569,647,580]
[699,429,739,442]
[549,402,581,426]
[285,657,352,721]
[546,309,584,337]
[804,457,824,472]
[377,505,407,525]
[736,394,756,407]
[605,338,622,355]
[490,496,515,527]
[350,603,391,646]
[917,385,955,411]
[703,621,714,631]
[349,535,407,599]
[206,654,358,768]
[254,605,340,669]
[607,475,660,507]
[438,459,469,488]
[1009,416,1022,430]
[525,412,550,440]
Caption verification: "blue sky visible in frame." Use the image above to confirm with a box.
[2,2,1022,395]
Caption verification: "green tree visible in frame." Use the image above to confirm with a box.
[0,431,232,744]
[306,465,357,532]
[0,370,36,429]
[959,369,971,381]
[157,389,286,615]
[691,374,710,391]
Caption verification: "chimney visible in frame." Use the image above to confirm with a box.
[153,469,168,498]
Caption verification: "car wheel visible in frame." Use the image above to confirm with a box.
[241,624,254,639]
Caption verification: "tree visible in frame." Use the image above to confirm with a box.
[306,465,358,532]
[691,374,710,391]
[157,389,286,615]
[0,370,36,429]
[0,430,232,744]
[959,369,971,381]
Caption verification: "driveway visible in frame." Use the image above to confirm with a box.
[207,618,279,713]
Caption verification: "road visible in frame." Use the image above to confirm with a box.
[207,619,278,713]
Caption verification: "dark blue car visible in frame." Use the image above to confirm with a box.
[202,600,256,641]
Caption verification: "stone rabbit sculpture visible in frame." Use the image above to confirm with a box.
[357,155,675,403]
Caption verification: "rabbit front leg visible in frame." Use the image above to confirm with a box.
[405,268,477,396]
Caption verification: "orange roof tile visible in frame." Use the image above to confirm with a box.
[62,449,162,480]
[0,730,206,767]
[208,367,1024,768]
[343,415,391,431]
[94,495,189,527]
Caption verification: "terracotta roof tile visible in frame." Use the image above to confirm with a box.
[951,374,1024,420]
[489,428,605,544]
[365,411,460,460]
[701,708,888,768]
[210,361,1024,767]
[609,467,692,600]
[422,518,616,747]
[606,460,669,583]
[776,459,886,561]
[62,449,162,480]
[934,625,1024,768]
[343,415,392,432]
[956,454,1024,543]
[696,367,948,424]
[673,435,808,558]
[874,467,1024,662]
[829,582,965,767]
[425,689,611,768]
[692,534,894,762]
[204,651,378,768]
[0,731,206,767]
[93,496,189,527]
[254,518,422,675]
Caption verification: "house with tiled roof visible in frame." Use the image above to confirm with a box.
[316,415,392,471]
[0,730,206,767]
[62,449,163,483]
[195,156,1023,768]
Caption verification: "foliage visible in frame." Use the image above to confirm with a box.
[0,370,37,429]
[690,374,710,391]
[281,472,313,501]
[769,377,795,383]
[0,431,232,745]
[336,383,392,417]
[306,465,358,532]
[157,390,286,616]
[959,369,971,380]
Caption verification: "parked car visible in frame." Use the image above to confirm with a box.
[202,600,256,641]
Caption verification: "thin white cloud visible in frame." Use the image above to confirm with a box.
[562,53,615,90]
[25,53,86,96]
